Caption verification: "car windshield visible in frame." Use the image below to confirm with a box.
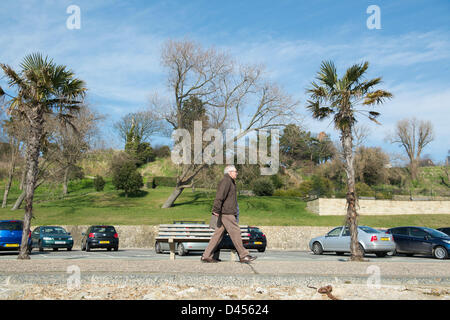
[0,221,22,231]
[423,228,449,238]
[92,226,116,233]
[358,226,381,234]
[42,227,67,234]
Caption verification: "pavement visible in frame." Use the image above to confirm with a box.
[0,249,449,300]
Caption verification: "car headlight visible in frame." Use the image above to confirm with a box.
[443,240,450,245]
[68,237,73,241]
[43,237,53,241]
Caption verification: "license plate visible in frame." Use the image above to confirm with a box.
[99,241,110,244]
[254,241,263,245]
[5,244,19,247]
[55,241,66,244]
[380,237,390,241]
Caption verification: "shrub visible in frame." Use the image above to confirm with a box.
[251,177,275,196]
[111,155,144,197]
[270,174,284,189]
[355,182,374,197]
[152,176,177,188]
[93,175,106,191]
[310,175,333,197]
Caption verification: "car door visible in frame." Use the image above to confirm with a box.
[322,227,343,251]
[335,226,351,252]
[390,227,410,253]
[31,227,40,247]
[408,228,433,255]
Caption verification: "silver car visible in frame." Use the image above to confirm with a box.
[309,226,396,257]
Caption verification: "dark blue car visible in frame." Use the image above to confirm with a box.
[0,220,32,253]
[387,226,450,259]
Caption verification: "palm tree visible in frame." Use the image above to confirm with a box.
[0,53,86,259]
[306,61,392,261]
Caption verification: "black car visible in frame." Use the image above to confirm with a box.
[81,225,119,251]
[437,227,450,236]
[219,226,267,252]
[386,226,450,259]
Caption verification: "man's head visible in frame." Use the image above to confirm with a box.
[224,165,238,180]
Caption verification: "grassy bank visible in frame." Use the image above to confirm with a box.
[1,181,449,228]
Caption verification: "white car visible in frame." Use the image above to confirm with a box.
[309,225,396,257]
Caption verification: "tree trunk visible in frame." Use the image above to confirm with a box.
[1,165,15,208]
[341,127,363,261]
[11,191,26,211]
[19,167,26,190]
[18,110,43,260]
[63,166,69,195]
[410,159,419,181]
[2,139,18,208]
[162,187,184,208]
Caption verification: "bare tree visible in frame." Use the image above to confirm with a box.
[388,117,434,181]
[151,39,299,208]
[113,110,163,145]
[1,114,27,208]
[50,106,102,194]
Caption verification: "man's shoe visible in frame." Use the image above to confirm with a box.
[239,255,257,263]
[201,256,219,263]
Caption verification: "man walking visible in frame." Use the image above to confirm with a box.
[201,165,257,263]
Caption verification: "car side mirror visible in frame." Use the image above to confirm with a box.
[68,232,71,235]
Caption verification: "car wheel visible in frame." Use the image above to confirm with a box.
[86,242,91,252]
[358,243,365,256]
[258,247,266,253]
[433,246,448,260]
[336,252,345,256]
[155,241,162,254]
[114,246,118,251]
[39,240,44,252]
[107,247,112,251]
[312,242,323,255]
[177,243,187,256]
[67,247,72,251]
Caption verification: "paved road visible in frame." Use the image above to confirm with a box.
[0,248,448,263]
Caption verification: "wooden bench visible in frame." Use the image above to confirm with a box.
[156,223,250,260]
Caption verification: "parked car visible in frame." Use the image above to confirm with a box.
[81,225,119,251]
[309,225,396,257]
[220,226,267,252]
[386,226,450,259]
[155,226,267,255]
[437,227,450,236]
[0,220,31,252]
[31,226,73,251]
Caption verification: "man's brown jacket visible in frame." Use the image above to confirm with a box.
[212,174,237,215]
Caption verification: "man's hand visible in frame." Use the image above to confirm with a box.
[212,212,219,216]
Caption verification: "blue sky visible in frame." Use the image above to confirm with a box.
[1,0,449,163]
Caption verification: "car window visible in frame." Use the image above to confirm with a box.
[359,226,381,234]
[423,228,448,238]
[390,227,408,235]
[342,227,350,236]
[92,226,116,233]
[42,227,67,234]
[410,228,427,237]
[0,221,23,231]
[327,227,342,237]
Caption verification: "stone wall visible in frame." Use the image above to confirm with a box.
[306,198,450,216]
[31,225,333,251]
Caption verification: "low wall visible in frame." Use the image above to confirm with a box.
[31,225,333,251]
[306,198,450,216]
